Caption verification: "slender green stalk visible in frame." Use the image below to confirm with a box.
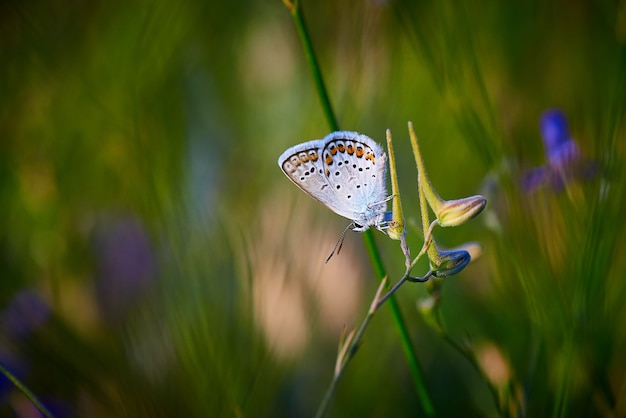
[284,1,435,416]
[0,362,56,418]
[377,271,432,309]
[284,0,339,131]
[362,236,435,417]
[316,265,433,418]
[315,278,388,418]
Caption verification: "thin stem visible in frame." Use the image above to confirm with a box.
[408,121,444,213]
[385,129,411,267]
[362,233,435,417]
[286,0,339,131]
[0,362,56,418]
[315,278,388,418]
[410,220,438,271]
[284,2,435,416]
[317,268,433,418]
[415,153,439,265]
[377,271,432,309]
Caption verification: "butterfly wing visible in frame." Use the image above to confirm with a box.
[278,139,355,219]
[278,131,388,226]
[321,132,388,225]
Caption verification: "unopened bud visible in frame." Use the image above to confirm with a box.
[437,195,487,227]
[431,249,471,278]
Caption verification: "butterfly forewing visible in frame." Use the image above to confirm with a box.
[321,134,387,221]
[278,131,388,226]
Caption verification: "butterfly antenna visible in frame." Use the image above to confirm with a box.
[325,223,354,263]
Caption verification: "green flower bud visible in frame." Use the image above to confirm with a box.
[385,129,406,241]
[385,129,411,268]
[437,195,487,227]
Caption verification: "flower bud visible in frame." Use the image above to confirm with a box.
[430,249,471,278]
[385,129,411,268]
[437,195,487,227]
[385,129,406,241]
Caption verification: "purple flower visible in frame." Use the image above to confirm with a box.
[522,109,596,193]
[540,109,581,168]
[1,290,50,340]
[93,215,156,325]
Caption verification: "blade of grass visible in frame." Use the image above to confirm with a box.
[283,1,435,416]
[0,362,56,418]
[283,0,338,131]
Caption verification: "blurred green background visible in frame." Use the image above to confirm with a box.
[1,0,625,416]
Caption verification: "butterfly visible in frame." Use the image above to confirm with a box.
[278,131,390,236]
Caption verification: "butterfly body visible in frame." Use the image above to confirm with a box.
[278,131,388,231]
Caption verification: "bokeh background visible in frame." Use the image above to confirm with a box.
[1,0,625,416]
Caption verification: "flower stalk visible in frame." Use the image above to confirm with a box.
[385,129,411,267]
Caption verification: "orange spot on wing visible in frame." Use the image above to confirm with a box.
[290,156,301,167]
[365,154,375,163]
[283,162,296,174]
[347,144,355,155]
[325,155,333,165]
[337,143,345,152]
[355,147,364,158]
[329,145,338,155]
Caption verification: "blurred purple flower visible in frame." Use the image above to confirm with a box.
[93,216,156,325]
[540,109,580,168]
[522,109,596,192]
[1,290,50,340]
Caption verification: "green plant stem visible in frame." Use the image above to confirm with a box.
[284,1,435,416]
[362,236,434,418]
[0,362,56,418]
[315,278,388,418]
[316,265,433,418]
[285,0,339,131]
[377,270,432,309]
